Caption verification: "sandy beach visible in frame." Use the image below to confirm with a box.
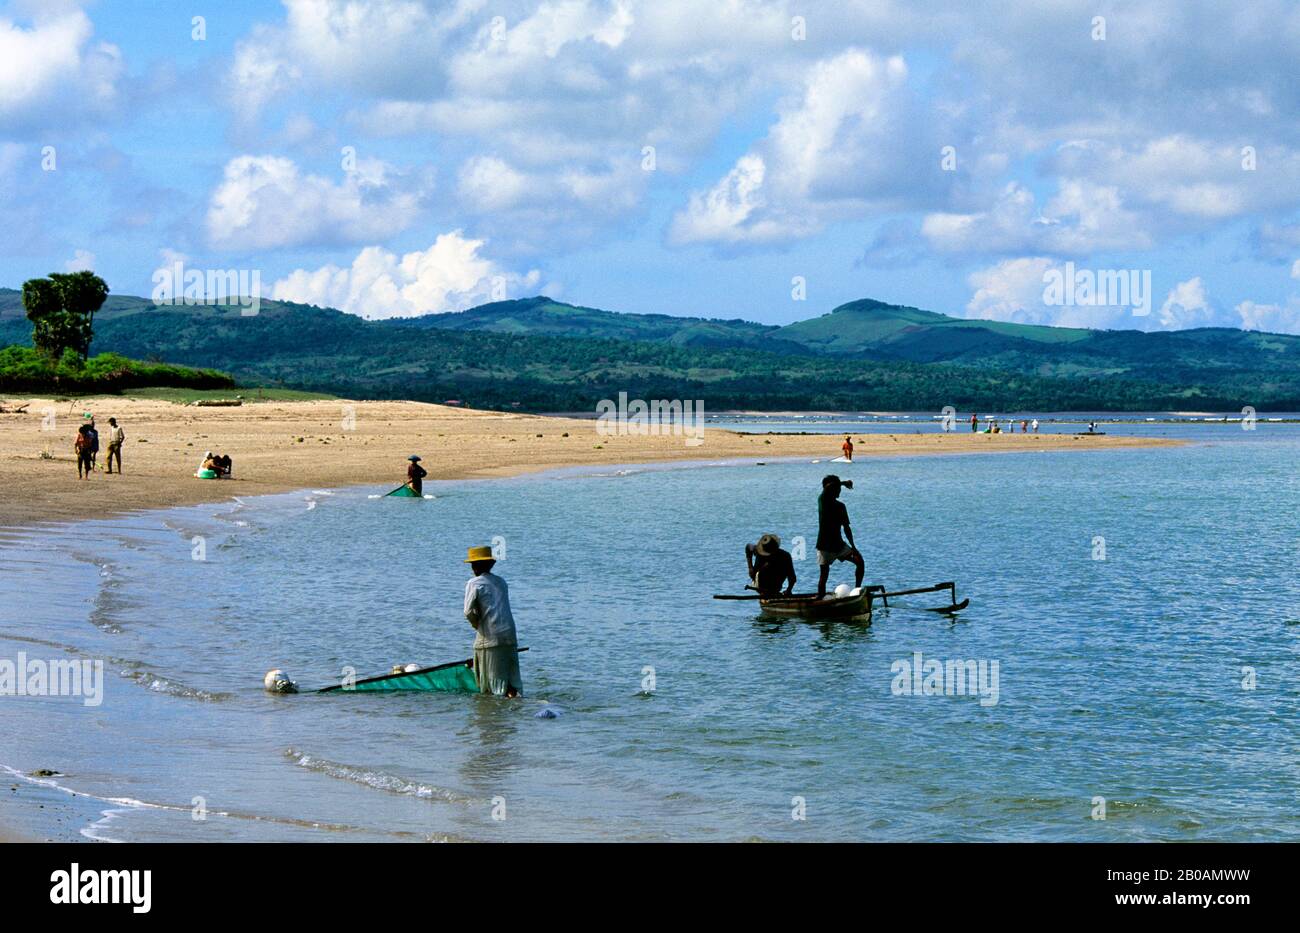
[0,396,1180,528]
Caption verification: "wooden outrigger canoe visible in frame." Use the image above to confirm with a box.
[759,589,874,620]
[715,582,967,621]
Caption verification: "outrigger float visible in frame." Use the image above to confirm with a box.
[713,582,967,622]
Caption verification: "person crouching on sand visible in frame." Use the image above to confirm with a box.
[463,545,522,697]
[816,475,865,598]
[75,425,93,479]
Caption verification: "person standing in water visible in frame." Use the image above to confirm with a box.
[406,455,427,494]
[841,435,854,461]
[816,475,864,598]
[462,545,522,697]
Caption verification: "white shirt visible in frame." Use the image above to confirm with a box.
[464,572,517,648]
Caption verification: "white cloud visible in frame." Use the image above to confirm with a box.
[206,155,429,251]
[964,259,1203,331]
[924,180,1151,257]
[270,231,541,318]
[1292,260,1300,279]
[63,248,94,271]
[668,155,792,247]
[0,9,122,127]
[669,49,925,247]
[456,156,532,213]
[1156,277,1219,329]
[1234,299,1300,335]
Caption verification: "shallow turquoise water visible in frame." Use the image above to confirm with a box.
[1,427,1296,841]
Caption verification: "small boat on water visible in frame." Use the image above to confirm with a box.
[715,582,967,621]
[759,590,874,620]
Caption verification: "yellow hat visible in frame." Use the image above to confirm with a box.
[464,545,495,563]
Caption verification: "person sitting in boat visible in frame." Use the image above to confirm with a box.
[463,545,522,698]
[816,475,864,599]
[841,435,854,461]
[745,533,796,597]
[407,455,427,495]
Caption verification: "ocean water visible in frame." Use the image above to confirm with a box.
[1,424,1297,841]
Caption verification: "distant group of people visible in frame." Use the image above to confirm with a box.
[72,416,124,479]
[970,413,1039,434]
[200,451,234,477]
[745,474,864,600]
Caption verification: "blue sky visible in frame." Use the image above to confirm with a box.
[3,0,1300,332]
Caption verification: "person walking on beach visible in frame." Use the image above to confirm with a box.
[841,435,854,461]
[74,425,93,479]
[745,534,796,597]
[970,413,978,432]
[1031,419,1039,434]
[105,417,124,474]
[462,545,522,697]
[406,455,427,495]
[816,475,864,598]
[85,417,99,471]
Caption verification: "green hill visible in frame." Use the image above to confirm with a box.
[2,287,1295,410]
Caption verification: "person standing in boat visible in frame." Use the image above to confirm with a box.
[841,435,854,461]
[406,455,427,494]
[816,475,864,598]
[462,545,522,697]
[745,534,796,597]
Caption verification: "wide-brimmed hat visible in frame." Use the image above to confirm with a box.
[464,545,495,563]
[755,533,781,556]
[407,455,422,462]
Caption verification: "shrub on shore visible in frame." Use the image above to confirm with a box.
[0,346,234,393]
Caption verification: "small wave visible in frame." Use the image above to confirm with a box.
[119,667,233,702]
[284,748,477,805]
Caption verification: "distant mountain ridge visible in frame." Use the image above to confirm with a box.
[405,294,1300,389]
[1,287,1296,409]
